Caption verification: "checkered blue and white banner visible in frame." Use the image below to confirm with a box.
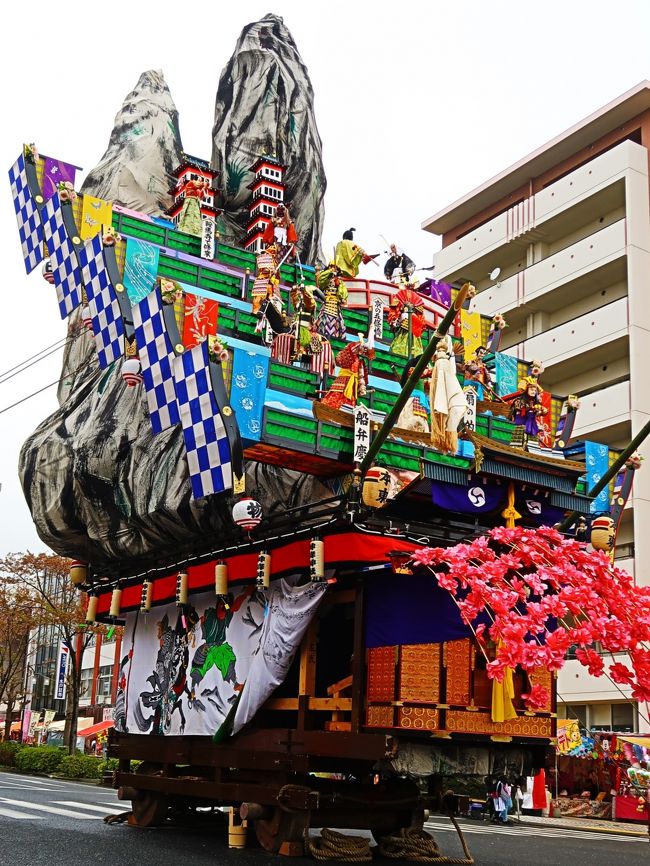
[173,342,233,499]
[78,234,125,368]
[8,152,43,274]
[133,286,180,434]
[41,192,83,318]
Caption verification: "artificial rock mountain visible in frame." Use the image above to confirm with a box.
[19,317,331,576]
[80,70,183,216]
[81,14,326,262]
[211,13,326,263]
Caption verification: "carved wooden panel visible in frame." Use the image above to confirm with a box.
[527,668,554,712]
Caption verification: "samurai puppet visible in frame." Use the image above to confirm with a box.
[315,264,347,340]
[387,284,426,357]
[428,336,468,454]
[321,338,375,410]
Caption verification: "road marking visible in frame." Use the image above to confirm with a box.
[0,798,98,820]
[0,784,64,792]
[425,821,644,843]
[0,805,45,820]
[54,801,125,815]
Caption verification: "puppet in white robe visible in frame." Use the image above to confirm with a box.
[428,336,468,453]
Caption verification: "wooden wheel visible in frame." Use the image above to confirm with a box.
[254,807,309,856]
[128,762,169,828]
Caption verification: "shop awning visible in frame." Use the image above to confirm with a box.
[618,734,650,748]
[80,720,114,738]
[47,717,94,733]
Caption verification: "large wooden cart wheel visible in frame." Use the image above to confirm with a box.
[254,807,309,856]
[128,762,169,828]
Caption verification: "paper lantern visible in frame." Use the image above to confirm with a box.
[122,357,143,387]
[256,552,271,589]
[232,497,263,531]
[81,306,93,332]
[361,466,391,509]
[215,562,228,596]
[109,587,122,618]
[310,539,325,581]
[140,580,153,612]
[69,560,88,586]
[591,516,615,552]
[42,258,54,284]
[85,594,98,623]
[176,572,189,606]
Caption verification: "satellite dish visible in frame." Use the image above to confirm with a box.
[488,267,501,281]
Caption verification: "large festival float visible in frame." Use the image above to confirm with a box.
[9,12,650,860]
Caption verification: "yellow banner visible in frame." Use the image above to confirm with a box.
[460,309,482,361]
[80,195,113,240]
[556,718,582,754]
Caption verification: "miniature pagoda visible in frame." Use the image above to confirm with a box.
[165,153,220,230]
[244,155,287,254]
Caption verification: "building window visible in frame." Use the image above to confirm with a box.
[562,704,587,727]
[80,668,93,700]
[612,702,635,733]
[97,665,113,703]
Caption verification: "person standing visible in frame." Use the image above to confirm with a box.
[494,777,512,825]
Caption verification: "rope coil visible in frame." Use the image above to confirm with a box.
[378,822,473,864]
[306,828,373,862]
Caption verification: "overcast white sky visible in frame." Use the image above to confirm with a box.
[1,0,649,556]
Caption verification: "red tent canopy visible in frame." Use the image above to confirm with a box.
[80,719,114,738]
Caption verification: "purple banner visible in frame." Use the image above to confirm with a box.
[419,278,452,307]
[431,478,506,514]
[42,156,78,201]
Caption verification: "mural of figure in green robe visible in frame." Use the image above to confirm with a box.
[190,589,253,699]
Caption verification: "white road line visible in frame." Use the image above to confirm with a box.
[0,805,45,820]
[425,821,643,843]
[0,798,98,820]
[54,801,125,815]
[0,775,66,787]
[0,784,64,792]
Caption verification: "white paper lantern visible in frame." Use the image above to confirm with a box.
[176,572,189,606]
[140,580,153,612]
[81,306,93,332]
[42,258,55,284]
[232,497,263,531]
[310,539,325,581]
[256,552,271,589]
[215,562,228,596]
[85,594,98,623]
[122,357,143,387]
[109,587,122,618]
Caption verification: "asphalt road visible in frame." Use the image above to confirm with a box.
[0,771,647,866]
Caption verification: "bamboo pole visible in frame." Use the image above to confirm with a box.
[557,417,650,531]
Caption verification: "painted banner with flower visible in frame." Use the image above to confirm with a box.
[411,525,650,711]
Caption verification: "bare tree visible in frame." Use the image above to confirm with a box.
[0,553,93,753]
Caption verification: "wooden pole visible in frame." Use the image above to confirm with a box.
[358,284,469,476]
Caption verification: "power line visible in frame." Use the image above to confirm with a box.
[0,337,70,381]
[0,339,73,386]
[0,360,89,416]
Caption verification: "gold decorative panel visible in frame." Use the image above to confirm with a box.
[447,709,552,738]
[399,643,441,703]
[444,639,472,705]
[398,706,439,731]
[366,705,395,728]
[367,646,397,702]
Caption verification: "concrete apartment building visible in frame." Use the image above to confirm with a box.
[423,81,650,734]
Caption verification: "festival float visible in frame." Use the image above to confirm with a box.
[9,12,650,858]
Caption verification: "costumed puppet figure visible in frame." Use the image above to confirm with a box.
[428,336,468,454]
[396,356,432,434]
[251,245,287,344]
[384,243,415,283]
[262,203,298,256]
[387,282,426,357]
[177,176,210,237]
[334,228,377,277]
[507,377,549,448]
[463,345,493,399]
[251,247,279,315]
[314,264,348,340]
[321,338,375,410]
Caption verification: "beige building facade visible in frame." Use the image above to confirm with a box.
[423,81,650,733]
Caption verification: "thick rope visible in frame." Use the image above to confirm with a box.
[103,811,132,824]
[306,828,373,862]
[378,821,474,865]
